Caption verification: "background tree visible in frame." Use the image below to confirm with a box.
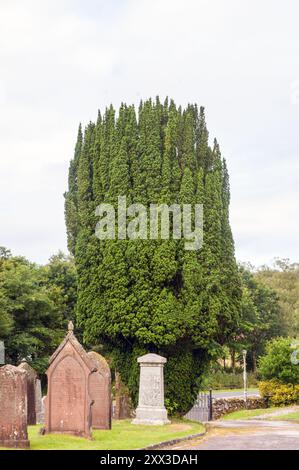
[255,258,299,337]
[0,249,76,374]
[229,266,283,372]
[259,337,299,385]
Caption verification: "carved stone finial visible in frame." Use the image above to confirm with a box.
[68,321,74,334]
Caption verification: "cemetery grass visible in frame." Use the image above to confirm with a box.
[222,407,284,420]
[10,420,205,450]
[268,411,299,421]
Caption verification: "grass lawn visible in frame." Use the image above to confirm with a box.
[268,411,299,421]
[0,419,205,450]
[222,407,278,420]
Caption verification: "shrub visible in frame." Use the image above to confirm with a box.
[259,337,299,385]
[259,380,299,406]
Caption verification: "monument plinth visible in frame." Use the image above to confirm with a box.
[132,353,170,425]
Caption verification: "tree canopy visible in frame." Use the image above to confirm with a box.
[65,98,241,412]
[0,249,77,374]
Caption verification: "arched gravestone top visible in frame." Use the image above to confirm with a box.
[18,358,38,425]
[0,365,30,448]
[88,351,111,378]
[87,351,111,430]
[45,322,96,438]
[49,321,95,371]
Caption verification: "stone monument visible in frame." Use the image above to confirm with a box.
[0,365,30,448]
[132,353,170,425]
[44,321,96,438]
[87,351,111,429]
[18,358,38,425]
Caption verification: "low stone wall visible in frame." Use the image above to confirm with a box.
[212,397,267,420]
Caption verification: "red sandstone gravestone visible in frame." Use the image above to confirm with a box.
[44,321,96,438]
[0,365,30,449]
[87,351,111,429]
[18,358,38,425]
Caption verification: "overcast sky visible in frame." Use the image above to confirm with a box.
[0,0,298,266]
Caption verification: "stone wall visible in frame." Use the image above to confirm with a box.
[212,397,267,420]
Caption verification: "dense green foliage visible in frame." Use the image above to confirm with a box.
[0,248,77,374]
[226,267,283,372]
[259,337,299,385]
[255,259,299,336]
[65,98,241,413]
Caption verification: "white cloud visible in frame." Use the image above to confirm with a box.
[0,0,298,265]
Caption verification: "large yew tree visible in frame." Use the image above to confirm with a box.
[65,98,241,412]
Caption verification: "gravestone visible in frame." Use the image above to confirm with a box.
[87,351,111,429]
[0,340,4,364]
[132,353,170,425]
[44,321,96,438]
[18,358,38,425]
[35,379,44,424]
[0,365,30,448]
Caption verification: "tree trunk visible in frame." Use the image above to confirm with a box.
[252,351,257,373]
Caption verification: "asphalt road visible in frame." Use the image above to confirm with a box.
[212,389,259,399]
[163,419,299,450]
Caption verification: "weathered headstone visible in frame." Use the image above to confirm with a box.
[0,365,30,448]
[44,321,96,438]
[35,379,44,424]
[0,341,5,364]
[18,358,38,425]
[87,351,111,429]
[132,353,170,425]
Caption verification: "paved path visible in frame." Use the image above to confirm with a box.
[163,419,299,450]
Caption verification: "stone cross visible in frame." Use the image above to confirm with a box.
[132,353,170,425]
[0,365,30,448]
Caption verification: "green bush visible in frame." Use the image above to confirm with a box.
[259,380,299,406]
[259,337,299,385]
